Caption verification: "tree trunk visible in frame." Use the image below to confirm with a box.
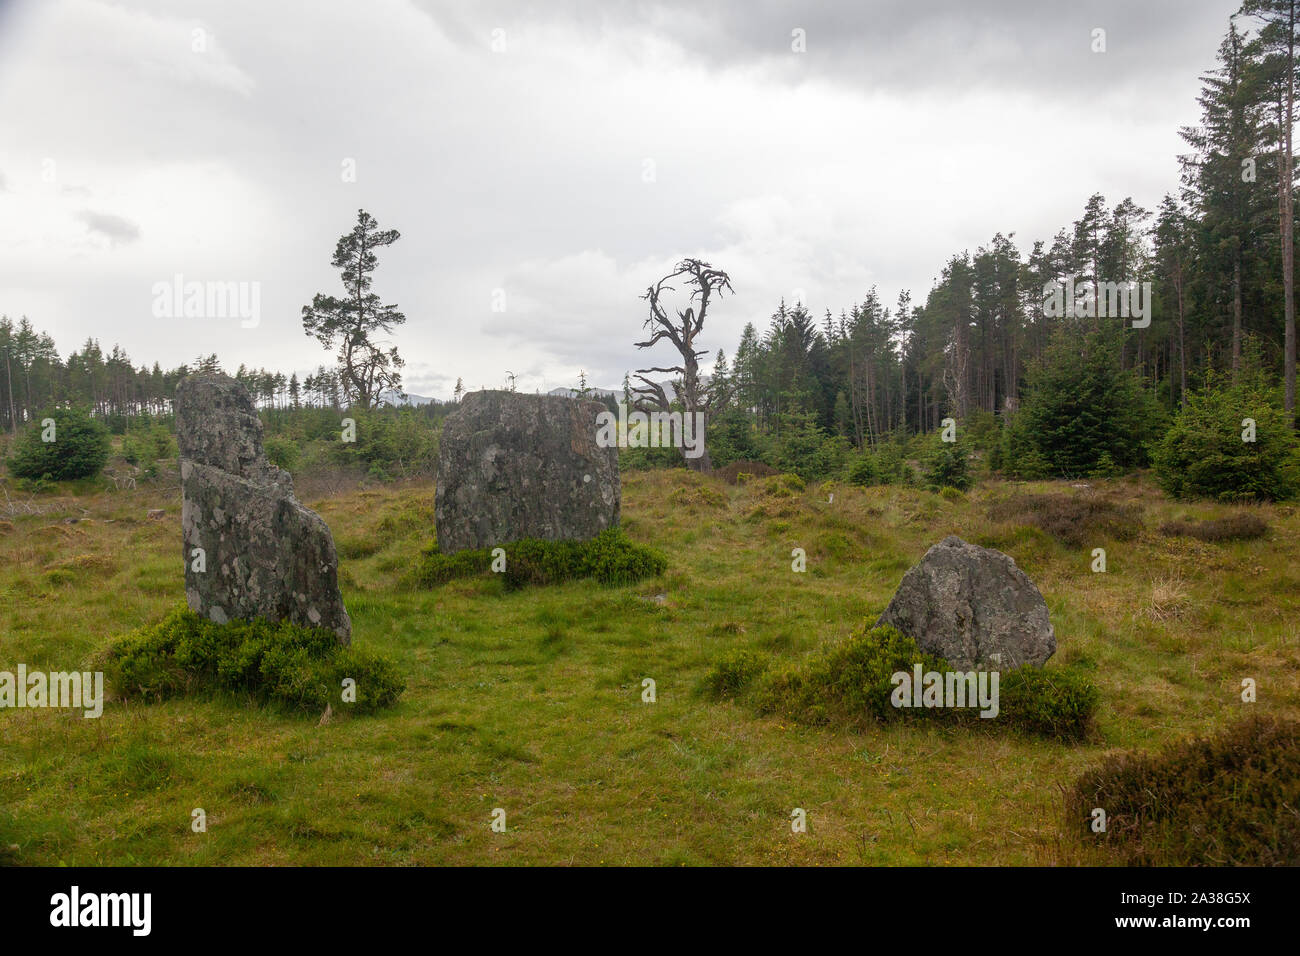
[1178,279,1187,407]
[1232,253,1243,378]
[1287,1,1297,424]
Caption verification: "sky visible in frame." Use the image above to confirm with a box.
[0,0,1245,399]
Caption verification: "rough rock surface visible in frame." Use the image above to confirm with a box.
[435,390,620,553]
[876,535,1055,669]
[176,373,351,643]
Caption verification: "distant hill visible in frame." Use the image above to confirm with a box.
[379,389,439,407]
[548,375,712,402]
[547,386,621,400]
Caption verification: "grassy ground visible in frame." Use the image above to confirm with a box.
[1,466,1297,865]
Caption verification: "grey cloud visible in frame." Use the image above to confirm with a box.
[0,0,1246,401]
[416,0,1241,97]
[78,209,141,245]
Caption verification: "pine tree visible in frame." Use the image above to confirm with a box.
[1181,22,1271,377]
[1240,0,1300,422]
[301,209,407,410]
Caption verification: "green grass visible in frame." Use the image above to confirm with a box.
[1,468,1298,865]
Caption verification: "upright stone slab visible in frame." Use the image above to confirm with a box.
[876,535,1055,669]
[435,390,620,554]
[176,373,352,644]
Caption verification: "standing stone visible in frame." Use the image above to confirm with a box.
[876,535,1055,669]
[435,390,619,554]
[176,373,351,644]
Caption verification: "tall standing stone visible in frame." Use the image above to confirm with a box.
[435,390,620,554]
[176,373,352,644]
[876,535,1055,669]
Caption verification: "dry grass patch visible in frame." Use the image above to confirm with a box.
[987,491,1143,548]
[1143,576,1191,623]
[1159,512,1269,542]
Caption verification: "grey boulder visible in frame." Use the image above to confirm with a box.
[435,390,619,554]
[876,535,1055,669]
[176,373,351,644]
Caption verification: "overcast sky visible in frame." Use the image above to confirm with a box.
[0,0,1243,399]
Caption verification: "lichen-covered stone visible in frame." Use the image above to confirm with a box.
[435,390,620,554]
[876,535,1055,670]
[176,373,351,643]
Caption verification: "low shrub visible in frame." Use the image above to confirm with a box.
[1159,512,1268,542]
[987,493,1142,548]
[578,527,669,585]
[336,535,384,560]
[857,441,917,486]
[845,453,879,487]
[413,528,666,590]
[1064,715,1300,865]
[752,625,947,728]
[415,547,491,586]
[1152,360,1300,502]
[713,460,778,485]
[699,649,771,699]
[996,666,1099,740]
[923,437,973,491]
[263,435,300,472]
[101,606,404,715]
[121,424,177,466]
[8,407,110,482]
[706,624,1097,741]
[757,473,806,498]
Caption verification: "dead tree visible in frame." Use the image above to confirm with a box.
[632,258,733,471]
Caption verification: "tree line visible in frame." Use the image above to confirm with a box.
[638,5,1300,468]
[8,6,1300,468]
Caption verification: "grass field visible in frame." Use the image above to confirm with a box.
[2,466,1297,865]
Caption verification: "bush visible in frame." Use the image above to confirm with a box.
[121,424,177,466]
[845,452,879,487]
[329,407,437,480]
[699,649,771,699]
[1065,715,1300,865]
[962,409,1002,453]
[997,666,1099,740]
[579,527,669,585]
[752,625,949,727]
[706,408,773,470]
[708,624,1097,740]
[1159,512,1269,542]
[758,472,806,498]
[414,528,666,590]
[264,435,300,472]
[772,408,851,481]
[923,436,973,491]
[7,407,110,482]
[1006,324,1165,478]
[101,606,405,715]
[987,492,1142,548]
[1152,364,1300,502]
[714,460,778,485]
[872,440,918,486]
[415,546,493,585]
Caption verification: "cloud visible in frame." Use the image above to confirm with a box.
[77,210,141,245]
[0,0,1243,400]
[414,0,1239,100]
